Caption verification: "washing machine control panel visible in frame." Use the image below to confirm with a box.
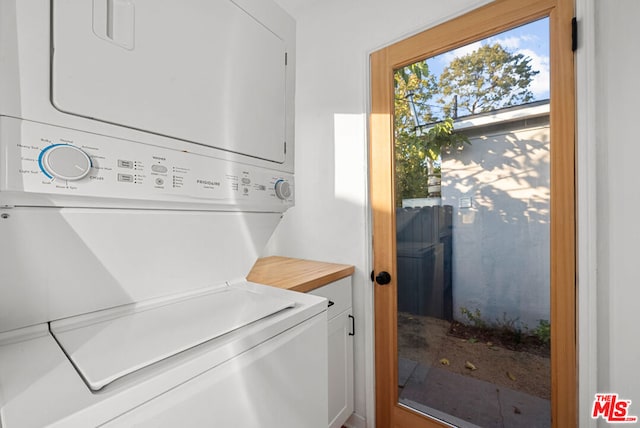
[1,118,293,210]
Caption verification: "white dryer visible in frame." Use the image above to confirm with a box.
[1,0,295,173]
[0,1,328,427]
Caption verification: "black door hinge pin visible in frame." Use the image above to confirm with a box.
[572,17,578,52]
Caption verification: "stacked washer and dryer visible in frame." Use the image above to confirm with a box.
[0,1,328,427]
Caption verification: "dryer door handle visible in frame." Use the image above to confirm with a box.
[93,0,135,50]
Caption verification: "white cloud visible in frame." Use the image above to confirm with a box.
[518,48,550,99]
[489,36,522,50]
[441,41,482,63]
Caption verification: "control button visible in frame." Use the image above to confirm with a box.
[118,173,134,183]
[118,160,133,169]
[152,165,168,173]
[258,185,266,191]
[241,178,251,185]
[243,187,249,194]
[155,178,164,185]
[39,144,92,181]
[274,179,292,200]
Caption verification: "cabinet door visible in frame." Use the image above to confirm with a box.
[328,310,354,428]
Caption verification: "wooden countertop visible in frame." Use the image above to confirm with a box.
[247,256,355,293]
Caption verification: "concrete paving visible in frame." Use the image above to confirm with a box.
[398,357,550,428]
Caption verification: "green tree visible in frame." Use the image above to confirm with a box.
[394,63,471,205]
[421,118,469,175]
[394,62,437,205]
[394,118,470,206]
[394,130,430,206]
[438,43,539,117]
[394,62,437,134]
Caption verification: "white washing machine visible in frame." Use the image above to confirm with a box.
[0,281,327,427]
[0,1,328,427]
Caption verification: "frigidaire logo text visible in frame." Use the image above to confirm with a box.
[197,179,220,186]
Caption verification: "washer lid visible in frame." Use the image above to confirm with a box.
[50,287,294,391]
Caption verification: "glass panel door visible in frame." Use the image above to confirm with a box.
[394,18,552,427]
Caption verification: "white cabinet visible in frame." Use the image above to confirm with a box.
[247,257,355,428]
[311,277,354,428]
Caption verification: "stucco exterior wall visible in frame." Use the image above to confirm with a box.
[442,117,550,328]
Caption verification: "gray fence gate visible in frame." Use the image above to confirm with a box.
[396,205,453,320]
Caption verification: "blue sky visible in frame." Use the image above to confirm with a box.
[426,17,550,102]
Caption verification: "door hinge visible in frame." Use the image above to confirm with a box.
[572,17,578,52]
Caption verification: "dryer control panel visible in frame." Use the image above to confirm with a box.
[0,117,294,211]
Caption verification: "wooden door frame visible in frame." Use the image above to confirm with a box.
[369,0,576,426]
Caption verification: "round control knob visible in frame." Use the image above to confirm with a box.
[274,179,292,200]
[39,144,92,181]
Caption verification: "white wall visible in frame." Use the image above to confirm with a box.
[265,0,490,425]
[269,0,640,426]
[442,121,550,329]
[592,0,640,425]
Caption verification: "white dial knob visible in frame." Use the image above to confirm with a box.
[40,144,92,181]
[274,179,292,200]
